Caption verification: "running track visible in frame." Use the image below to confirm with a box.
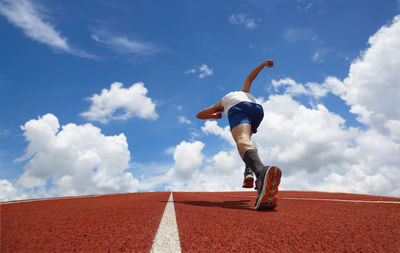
[1,191,400,252]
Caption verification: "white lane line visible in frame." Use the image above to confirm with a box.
[150,192,181,253]
[193,192,400,204]
[0,194,109,205]
[0,192,152,205]
[280,197,400,204]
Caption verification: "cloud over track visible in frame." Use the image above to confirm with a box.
[16,114,139,197]
[81,82,158,123]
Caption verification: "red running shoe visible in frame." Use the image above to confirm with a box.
[254,166,282,210]
[242,174,254,188]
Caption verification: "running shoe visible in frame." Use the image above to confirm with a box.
[242,174,254,188]
[254,166,282,210]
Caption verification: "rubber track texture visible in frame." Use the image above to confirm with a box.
[1,192,170,253]
[173,191,400,252]
[2,191,400,252]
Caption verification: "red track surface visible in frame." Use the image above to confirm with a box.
[2,191,400,252]
[174,192,400,252]
[1,192,170,252]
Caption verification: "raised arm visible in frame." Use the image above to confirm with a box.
[196,101,224,119]
[241,59,274,93]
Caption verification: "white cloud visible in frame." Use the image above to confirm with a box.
[185,92,399,197]
[254,94,355,173]
[185,64,213,78]
[272,76,345,100]
[199,64,213,78]
[201,120,234,146]
[91,30,161,55]
[178,116,192,125]
[205,151,238,175]
[0,179,16,199]
[229,14,257,30]
[165,146,246,192]
[271,77,331,98]
[385,119,400,142]
[129,141,211,192]
[0,0,93,58]
[276,15,400,131]
[338,15,400,130]
[202,94,356,176]
[164,147,176,155]
[272,78,311,96]
[0,0,68,50]
[0,179,28,201]
[81,82,158,123]
[15,113,140,198]
[170,141,205,180]
[184,68,196,74]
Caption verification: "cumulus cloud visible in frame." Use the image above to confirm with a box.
[16,113,139,197]
[0,0,93,58]
[191,92,399,196]
[0,179,28,201]
[129,141,208,192]
[170,141,205,180]
[254,94,355,174]
[165,145,245,192]
[275,15,400,132]
[272,78,311,96]
[338,15,400,130]
[229,14,257,30]
[81,82,158,123]
[200,95,355,176]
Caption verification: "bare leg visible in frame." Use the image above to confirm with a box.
[231,123,256,158]
[232,123,265,182]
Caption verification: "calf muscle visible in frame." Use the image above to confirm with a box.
[231,123,256,158]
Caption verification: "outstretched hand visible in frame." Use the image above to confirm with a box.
[242,59,274,93]
[263,59,274,68]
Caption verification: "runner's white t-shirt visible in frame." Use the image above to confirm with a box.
[220,91,258,117]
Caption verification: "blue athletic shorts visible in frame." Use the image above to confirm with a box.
[227,102,264,133]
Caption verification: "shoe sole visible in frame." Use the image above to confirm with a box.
[242,176,254,188]
[254,166,282,210]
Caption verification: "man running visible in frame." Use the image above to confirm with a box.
[196,59,282,210]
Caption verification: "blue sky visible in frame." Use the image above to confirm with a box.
[1,0,399,200]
